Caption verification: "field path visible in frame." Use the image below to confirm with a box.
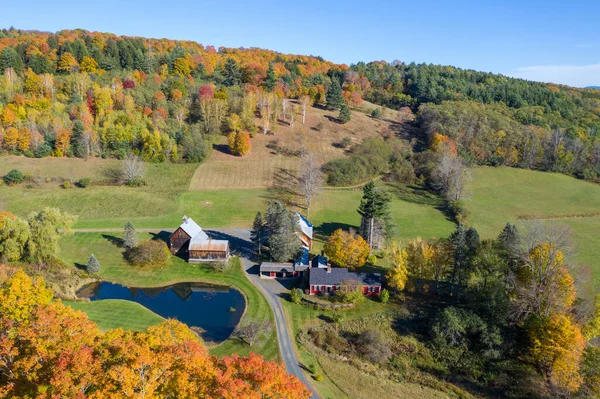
[72,228,174,233]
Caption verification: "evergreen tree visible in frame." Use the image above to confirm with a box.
[357,182,392,249]
[265,202,299,262]
[338,104,351,124]
[326,78,344,110]
[497,222,521,269]
[250,212,265,257]
[223,58,242,87]
[263,63,276,92]
[450,224,468,301]
[123,221,138,249]
[0,47,24,73]
[86,254,100,274]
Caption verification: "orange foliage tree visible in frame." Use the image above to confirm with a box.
[53,128,71,157]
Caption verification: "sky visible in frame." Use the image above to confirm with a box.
[2,0,599,87]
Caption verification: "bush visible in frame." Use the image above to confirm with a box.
[339,136,352,148]
[62,181,71,189]
[127,240,170,267]
[380,288,390,303]
[290,288,304,304]
[210,261,230,272]
[371,107,382,119]
[307,363,317,374]
[78,178,91,188]
[314,374,323,382]
[4,169,25,185]
[367,254,377,265]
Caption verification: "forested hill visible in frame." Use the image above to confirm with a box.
[0,27,599,181]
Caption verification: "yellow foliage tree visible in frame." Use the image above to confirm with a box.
[0,269,53,323]
[527,314,585,393]
[405,237,437,292]
[17,126,31,152]
[324,229,370,269]
[583,295,600,340]
[3,126,18,150]
[53,128,71,157]
[387,242,408,292]
[57,52,78,73]
[80,56,99,73]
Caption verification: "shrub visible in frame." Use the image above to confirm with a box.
[367,254,377,265]
[371,107,382,119]
[62,181,71,189]
[314,374,323,382]
[290,288,304,304]
[4,169,24,185]
[86,254,100,274]
[210,261,230,272]
[127,240,170,267]
[380,288,390,303]
[339,136,352,148]
[307,363,317,374]
[78,178,91,188]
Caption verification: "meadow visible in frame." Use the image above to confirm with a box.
[465,167,600,281]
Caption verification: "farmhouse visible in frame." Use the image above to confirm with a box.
[309,267,382,296]
[169,216,230,262]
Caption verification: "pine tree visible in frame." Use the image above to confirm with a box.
[450,224,468,301]
[338,104,351,124]
[357,182,392,249]
[123,221,138,249]
[223,58,241,87]
[263,63,276,92]
[86,254,100,273]
[265,202,299,262]
[498,222,521,268]
[250,212,265,257]
[326,79,344,110]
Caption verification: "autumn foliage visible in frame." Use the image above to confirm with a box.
[0,270,311,399]
[323,229,370,269]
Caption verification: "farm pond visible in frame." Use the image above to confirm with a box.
[77,281,246,342]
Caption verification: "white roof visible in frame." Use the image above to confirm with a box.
[178,217,207,240]
[296,212,313,239]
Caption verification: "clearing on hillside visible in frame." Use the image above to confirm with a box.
[189,104,408,190]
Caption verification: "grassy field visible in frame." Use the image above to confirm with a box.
[60,232,278,360]
[65,299,165,331]
[465,167,600,281]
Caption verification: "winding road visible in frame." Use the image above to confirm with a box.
[210,229,319,399]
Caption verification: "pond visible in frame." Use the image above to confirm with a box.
[77,281,246,343]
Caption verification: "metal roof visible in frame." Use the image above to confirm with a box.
[260,261,310,273]
[189,238,229,252]
[178,216,206,240]
[309,268,382,287]
[311,255,328,269]
[296,212,313,239]
[294,247,310,267]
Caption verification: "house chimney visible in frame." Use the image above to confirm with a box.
[182,215,188,223]
[321,250,324,256]
[327,265,331,274]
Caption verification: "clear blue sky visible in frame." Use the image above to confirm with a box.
[2,0,599,86]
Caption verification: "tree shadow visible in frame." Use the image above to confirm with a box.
[149,231,171,243]
[263,167,302,208]
[74,262,87,271]
[206,230,256,262]
[213,144,233,155]
[102,233,123,248]
[314,222,357,242]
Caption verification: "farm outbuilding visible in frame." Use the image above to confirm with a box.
[169,216,230,262]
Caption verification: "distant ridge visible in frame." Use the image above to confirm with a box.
[585,86,600,89]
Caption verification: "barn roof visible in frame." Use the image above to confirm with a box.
[189,236,229,252]
[309,268,381,287]
[178,216,206,240]
[296,212,313,239]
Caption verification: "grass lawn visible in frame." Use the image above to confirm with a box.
[466,167,600,282]
[65,299,165,331]
[0,160,197,224]
[60,232,278,360]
